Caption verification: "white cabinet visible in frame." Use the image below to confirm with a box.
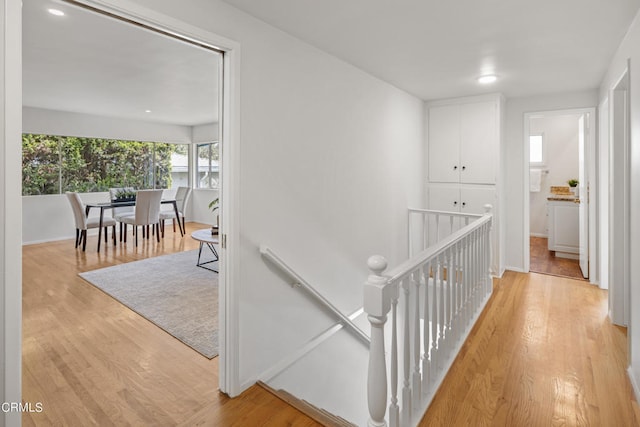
[426,94,503,275]
[428,100,498,184]
[428,185,496,215]
[547,200,579,257]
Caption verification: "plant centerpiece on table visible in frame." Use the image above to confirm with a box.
[208,197,219,235]
[113,189,136,202]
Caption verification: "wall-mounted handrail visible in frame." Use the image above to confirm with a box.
[260,245,370,345]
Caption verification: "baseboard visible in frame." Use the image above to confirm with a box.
[530,233,548,238]
[628,367,640,402]
[504,266,526,273]
[257,381,356,427]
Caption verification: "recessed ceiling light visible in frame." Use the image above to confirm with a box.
[145,110,152,113]
[477,75,497,84]
[47,8,65,16]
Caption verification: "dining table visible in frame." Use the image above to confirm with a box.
[85,199,183,252]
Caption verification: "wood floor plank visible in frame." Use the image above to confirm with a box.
[24,227,640,425]
[22,223,318,426]
[419,271,640,426]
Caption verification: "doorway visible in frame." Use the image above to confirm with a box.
[17,0,241,404]
[523,108,597,282]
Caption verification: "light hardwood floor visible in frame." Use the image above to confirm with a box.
[22,222,319,426]
[23,228,640,426]
[420,271,640,426]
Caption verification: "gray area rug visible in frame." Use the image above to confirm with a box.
[79,250,218,358]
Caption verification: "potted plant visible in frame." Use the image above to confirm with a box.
[114,189,136,202]
[208,197,219,235]
[567,179,579,196]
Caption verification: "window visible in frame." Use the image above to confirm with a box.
[196,142,219,189]
[21,134,187,195]
[529,134,544,165]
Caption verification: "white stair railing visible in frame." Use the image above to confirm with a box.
[408,207,482,257]
[260,245,370,345]
[366,205,493,427]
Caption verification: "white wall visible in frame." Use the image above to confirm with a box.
[529,114,581,236]
[24,106,193,143]
[192,122,218,143]
[120,0,425,392]
[504,91,598,271]
[599,10,640,395]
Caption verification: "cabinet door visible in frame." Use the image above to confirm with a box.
[460,187,496,214]
[428,105,460,183]
[460,101,497,184]
[427,185,461,244]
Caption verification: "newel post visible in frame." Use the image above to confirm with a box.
[364,255,391,427]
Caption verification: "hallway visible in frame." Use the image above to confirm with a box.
[420,271,638,425]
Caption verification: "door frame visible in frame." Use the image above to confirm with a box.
[609,66,630,327]
[4,0,245,410]
[523,107,597,283]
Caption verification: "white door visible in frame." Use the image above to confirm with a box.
[578,114,589,278]
[460,101,497,184]
[428,105,461,183]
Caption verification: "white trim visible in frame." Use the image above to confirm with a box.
[530,232,548,238]
[258,308,365,383]
[609,66,630,327]
[39,0,244,396]
[628,367,640,402]
[505,266,526,273]
[3,0,23,425]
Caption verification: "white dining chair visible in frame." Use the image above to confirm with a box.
[159,186,191,236]
[119,189,163,246]
[66,192,117,252]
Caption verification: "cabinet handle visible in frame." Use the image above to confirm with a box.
[462,202,466,207]
[453,201,458,206]
[453,165,458,170]
[462,166,466,171]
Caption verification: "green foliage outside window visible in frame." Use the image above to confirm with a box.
[22,134,184,195]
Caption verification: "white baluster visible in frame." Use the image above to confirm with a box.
[469,230,478,320]
[430,256,438,376]
[435,214,440,244]
[421,261,431,395]
[463,235,470,327]
[364,256,391,427]
[389,283,400,427]
[412,271,421,410]
[447,247,454,356]
[437,253,445,370]
[451,243,458,343]
[423,212,428,253]
[401,278,412,426]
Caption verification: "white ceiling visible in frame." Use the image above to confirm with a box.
[23,0,221,127]
[221,0,640,100]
